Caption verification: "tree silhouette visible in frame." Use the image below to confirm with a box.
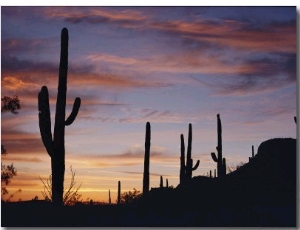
[119,188,142,204]
[1,95,21,196]
[1,96,21,114]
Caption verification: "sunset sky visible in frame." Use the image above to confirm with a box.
[1,6,297,202]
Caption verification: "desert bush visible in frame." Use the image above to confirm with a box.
[39,166,82,206]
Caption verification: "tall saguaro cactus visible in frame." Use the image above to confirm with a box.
[38,28,81,206]
[211,114,226,178]
[180,123,200,185]
[143,122,151,196]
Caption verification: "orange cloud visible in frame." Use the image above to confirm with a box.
[151,19,296,53]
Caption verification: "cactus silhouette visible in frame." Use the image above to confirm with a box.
[180,123,200,184]
[211,114,226,177]
[179,134,186,185]
[160,175,163,188]
[117,181,121,204]
[108,189,111,204]
[166,179,169,188]
[143,122,151,196]
[249,145,255,161]
[38,28,81,206]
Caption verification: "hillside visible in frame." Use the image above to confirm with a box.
[1,138,296,227]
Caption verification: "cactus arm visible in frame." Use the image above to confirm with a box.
[211,152,218,162]
[192,159,200,171]
[65,97,81,126]
[38,86,53,157]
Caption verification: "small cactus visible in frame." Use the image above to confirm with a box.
[249,145,255,162]
[160,175,163,188]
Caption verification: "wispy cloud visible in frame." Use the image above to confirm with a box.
[44,7,148,26]
[41,7,295,53]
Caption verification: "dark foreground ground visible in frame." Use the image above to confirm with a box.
[1,199,296,227]
[1,138,297,227]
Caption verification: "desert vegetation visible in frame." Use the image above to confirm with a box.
[1,28,296,227]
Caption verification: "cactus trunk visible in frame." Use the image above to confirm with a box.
[211,114,226,178]
[186,123,193,180]
[179,124,200,185]
[179,134,185,185]
[249,145,255,162]
[109,189,111,204]
[143,122,151,196]
[160,175,163,188]
[38,28,81,206]
[117,181,121,204]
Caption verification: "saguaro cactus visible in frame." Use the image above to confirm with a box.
[38,28,81,206]
[143,122,151,196]
[160,175,163,188]
[108,189,111,204]
[211,114,226,178]
[166,179,169,188]
[117,181,121,204]
[180,123,200,184]
[179,134,186,185]
[249,145,255,161]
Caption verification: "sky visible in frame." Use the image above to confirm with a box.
[1,6,297,202]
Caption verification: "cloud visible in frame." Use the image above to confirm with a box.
[214,53,296,96]
[151,18,296,53]
[116,107,192,124]
[2,155,44,163]
[1,37,56,56]
[116,171,173,177]
[1,131,45,156]
[43,7,148,26]
[68,143,176,168]
[1,56,171,93]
